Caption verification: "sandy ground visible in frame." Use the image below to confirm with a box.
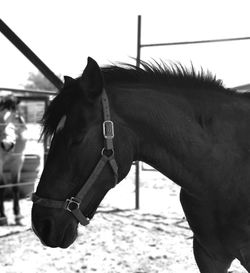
[0,166,247,273]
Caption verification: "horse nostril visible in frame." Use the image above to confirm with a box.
[1,140,14,152]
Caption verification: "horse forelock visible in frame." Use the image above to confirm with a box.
[42,80,83,137]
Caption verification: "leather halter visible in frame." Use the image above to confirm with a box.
[32,89,118,226]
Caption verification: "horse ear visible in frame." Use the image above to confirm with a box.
[63,76,74,87]
[81,57,103,100]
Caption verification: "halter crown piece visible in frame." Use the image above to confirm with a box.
[32,89,118,226]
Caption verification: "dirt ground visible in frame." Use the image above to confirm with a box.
[0,166,247,273]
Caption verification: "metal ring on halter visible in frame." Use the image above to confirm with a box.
[101,147,114,158]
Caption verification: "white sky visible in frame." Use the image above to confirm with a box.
[1,0,250,89]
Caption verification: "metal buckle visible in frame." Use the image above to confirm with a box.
[103,120,114,139]
[64,197,81,212]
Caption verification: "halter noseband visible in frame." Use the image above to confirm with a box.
[32,89,118,226]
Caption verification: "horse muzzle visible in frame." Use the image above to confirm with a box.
[31,205,79,248]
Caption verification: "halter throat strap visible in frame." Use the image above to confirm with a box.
[32,88,118,226]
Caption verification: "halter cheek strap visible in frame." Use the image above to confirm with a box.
[32,89,118,226]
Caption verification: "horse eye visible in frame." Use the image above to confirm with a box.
[70,130,85,146]
[70,138,83,147]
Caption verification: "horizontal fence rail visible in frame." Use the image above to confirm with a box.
[0,181,37,189]
[0,87,57,96]
[141,36,250,48]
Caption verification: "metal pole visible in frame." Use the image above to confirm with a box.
[135,15,250,211]
[135,15,142,210]
[0,19,62,168]
[43,96,50,164]
[136,15,141,67]
[0,87,56,96]
[0,19,63,90]
[141,36,250,48]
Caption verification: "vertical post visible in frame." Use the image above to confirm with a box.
[135,15,141,210]
[135,161,140,210]
[44,96,50,164]
[136,15,141,67]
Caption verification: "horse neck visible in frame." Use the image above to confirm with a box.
[109,85,222,195]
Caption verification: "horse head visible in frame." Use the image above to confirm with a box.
[0,94,25,153]
[32,57,135,248]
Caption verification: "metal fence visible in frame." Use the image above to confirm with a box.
[135,15,250,209]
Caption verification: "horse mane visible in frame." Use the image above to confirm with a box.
[102,60,226,91]
[42,60,235,137]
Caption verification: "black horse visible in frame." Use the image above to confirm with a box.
[0,93,27,225]
[32,57,250,272]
